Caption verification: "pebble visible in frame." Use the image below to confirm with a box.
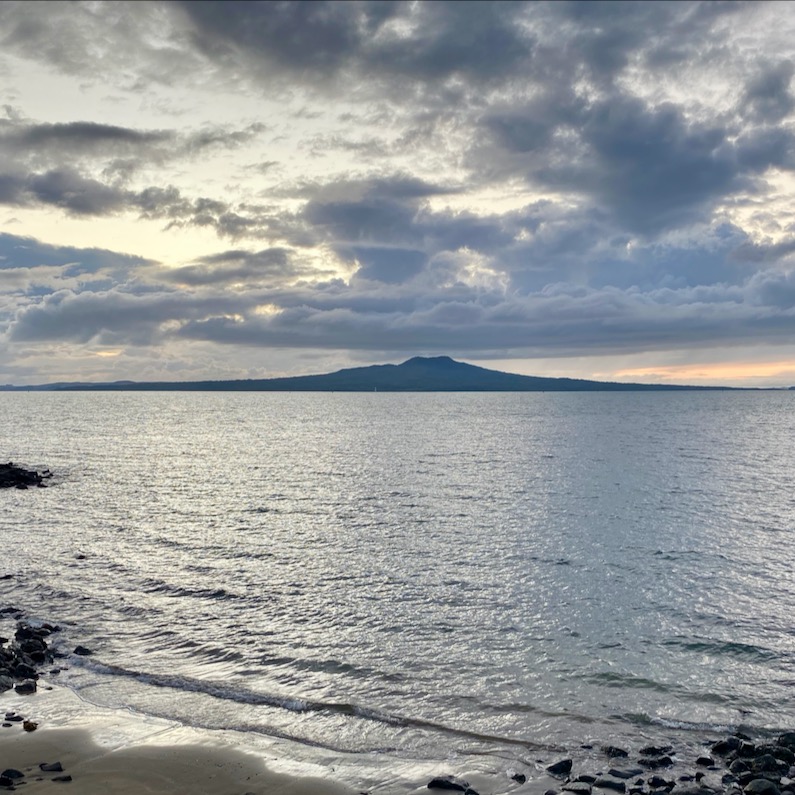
[39,762,64,773]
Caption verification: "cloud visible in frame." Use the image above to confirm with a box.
[162,247,312,286]
[741,59,795,123]
[176,1,534,86]
[2,0,795,384]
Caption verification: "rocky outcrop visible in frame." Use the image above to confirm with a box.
[0,619,60,692]
[0,462,52,489]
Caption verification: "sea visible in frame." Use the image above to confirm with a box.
[2,391,794,786]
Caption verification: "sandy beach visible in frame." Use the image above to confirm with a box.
[0,681,542,795]
[0,683,364,795]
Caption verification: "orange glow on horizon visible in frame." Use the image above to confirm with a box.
[610,360,795,382]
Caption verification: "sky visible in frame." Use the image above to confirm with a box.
[2,1,795,387]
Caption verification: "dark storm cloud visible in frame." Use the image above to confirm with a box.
[175,0,533,84]
[163,248,311,286]
[741,60,795,123]
[295,174,512,283]
[170,269,795,357]
[7,283,257,345]
[0,115,266,169]
[0,233,153,274]
[0,166,270,239]
[478,92,795,235]
[0,120,171,151]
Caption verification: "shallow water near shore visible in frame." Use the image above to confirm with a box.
[2,391,795,784]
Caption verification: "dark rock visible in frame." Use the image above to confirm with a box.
[73,646,92,656]
[739,743,759,758]
[39,763,63,773]
[544,790,558,795]
[13,662,37,679]
[0,770,24,780]
[715,739,743,756]
[20,638,46,654]
[740,773,759,787]
[23,720,38,732]
[0,675,13,692]
[563,783,592,795]
[595,779,626,792]
[696,772,705,782]
[2,723,11,728]
[697,757,715,767]
[0,462,47,489]
[604,747,630,759]
[428,776,476,794]
[512,774,527,784]
[732,761,752,775]
[648,776,673,790]
[760,748,795,766]
[548,760,574,777]
[778,735,795,752]
[52,775,73,782]
[744,780,781,795]
[0,775,11,787]
[577,775,598,784]
[14,680,36,695]
[754,756,787,774]
[640,746,673,757]
[609,770,644,780]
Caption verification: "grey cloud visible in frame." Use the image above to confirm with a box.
[741,60,795,123]
[7,284,254,345]
[0,166,268,238]
[163,248,301,286]
[367,1,533,82]
[177,0,381,75]
[730,237,795,264]
[296,174,511,283]
[0,115,266,172]
[176,1,533,85]
[0,120,171,151]
[478,92,795,235]
[0,232,153,275]
[172,271,795,357]
[28,169,129,215]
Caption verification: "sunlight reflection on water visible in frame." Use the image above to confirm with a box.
[2,390,795,761]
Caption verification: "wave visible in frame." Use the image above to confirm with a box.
[139,578,245,601]
[614,711,783,738]
[66,654,558,752]
[661,638,779,662]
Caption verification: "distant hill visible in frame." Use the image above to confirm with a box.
[2,356,731,392]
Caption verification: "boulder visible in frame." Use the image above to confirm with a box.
[548,760,574,777]
[744,780,781,795]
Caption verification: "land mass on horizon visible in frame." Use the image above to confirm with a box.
[1,356,734,392]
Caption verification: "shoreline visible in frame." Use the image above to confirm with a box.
[3,676,794,795]
[0,682,363,794]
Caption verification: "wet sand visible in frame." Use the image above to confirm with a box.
[0,684,361,795]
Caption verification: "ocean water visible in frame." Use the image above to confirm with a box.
[2,391,795,774]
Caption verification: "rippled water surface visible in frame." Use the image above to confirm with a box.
[2,391,795,764]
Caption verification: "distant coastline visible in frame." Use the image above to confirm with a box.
[0,355,765,392]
